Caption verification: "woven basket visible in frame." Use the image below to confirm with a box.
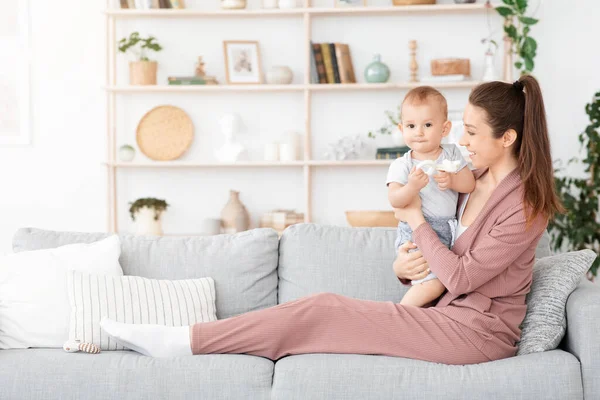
[431,58,471,76]
[136,105,194,161]
[392,0,436,5]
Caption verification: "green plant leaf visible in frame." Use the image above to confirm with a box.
[519,16,539,25]
[515,61,523,69]
[523,36,537,54]
[504,25,518,40]
[501,0,515,5]
[524,56,534,72]
[496,6,514,17]
[515,0,527,12]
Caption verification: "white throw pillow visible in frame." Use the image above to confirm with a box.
[0,235,123,349]
[67,270,217,351]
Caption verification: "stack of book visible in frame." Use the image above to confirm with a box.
[310,42,356,84]
[376,146,410,160]
[260,210,304,236]
[167,76,218,85]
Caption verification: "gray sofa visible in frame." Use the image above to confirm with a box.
[1,224,598,400]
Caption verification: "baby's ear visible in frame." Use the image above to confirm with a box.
[442,120,452,136]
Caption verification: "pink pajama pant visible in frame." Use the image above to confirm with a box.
[190,292,492,365]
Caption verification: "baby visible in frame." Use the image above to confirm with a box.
[386,86,475,307]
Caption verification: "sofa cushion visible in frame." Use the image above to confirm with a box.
[13,227,279,319]
[278,224,406,304]
[517,249,596,355]
[271,351,582,400]
[67,271,217,351]
[278,224,554,304]
[0,349,272,400]
[0,235,123,349]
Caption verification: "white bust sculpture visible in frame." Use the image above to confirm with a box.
[215,113,247,162]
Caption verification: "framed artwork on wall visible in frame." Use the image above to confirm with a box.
[0,0,31,145]
[223,40,263,85]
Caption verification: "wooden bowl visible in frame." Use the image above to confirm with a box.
[345,211,398,228]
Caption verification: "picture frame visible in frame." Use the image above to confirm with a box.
[223,40,263,85]
[334,0,367,7]
[0,0,31,146]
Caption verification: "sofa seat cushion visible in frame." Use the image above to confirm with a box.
[13,227,279,319]
[271,351,582,400]
[0,349,273,400]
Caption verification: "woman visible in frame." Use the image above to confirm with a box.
[101,75,563,365]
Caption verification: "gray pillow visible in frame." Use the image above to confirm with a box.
[517,249,597,355]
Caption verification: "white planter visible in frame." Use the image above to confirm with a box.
[391,127,405,146]
[133,206,164,236]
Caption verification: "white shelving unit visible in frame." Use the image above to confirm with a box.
[104,0,507,233]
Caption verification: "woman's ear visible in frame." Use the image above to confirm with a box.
[503,129,518,147]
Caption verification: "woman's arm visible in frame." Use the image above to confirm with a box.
[411,205,547,296]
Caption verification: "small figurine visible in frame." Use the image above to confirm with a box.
[195,56,206,77]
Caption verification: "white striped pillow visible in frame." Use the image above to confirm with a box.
[67,270,217,351]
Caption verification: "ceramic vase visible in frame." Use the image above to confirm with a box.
[133,206,164,236]
[119,145,135,162]
[364,54,390,83]
[221,190,250,233]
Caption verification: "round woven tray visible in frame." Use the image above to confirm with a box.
[136,105,194,161]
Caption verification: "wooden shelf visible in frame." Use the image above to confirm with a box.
[105,81,481,93]
[105,3,491,18]
[103,1,506,232]
[104,160,393,168]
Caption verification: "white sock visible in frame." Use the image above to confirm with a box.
[100,318,192,358]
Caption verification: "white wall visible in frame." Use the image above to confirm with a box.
[1,0,598,252]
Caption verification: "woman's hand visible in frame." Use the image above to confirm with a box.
[393,241,430,281]
[393,195,426,230]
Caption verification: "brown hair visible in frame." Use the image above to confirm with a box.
[402,86,448,120]
[468,75,564,223]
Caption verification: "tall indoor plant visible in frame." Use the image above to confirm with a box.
[549,91,600,280]
[495,0,539,76]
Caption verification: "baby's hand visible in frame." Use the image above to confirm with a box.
[408,166,429,190]
[433,171,452,191]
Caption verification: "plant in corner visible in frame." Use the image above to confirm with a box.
[495,0,539,76]
[549,91,600,280]
[118,32,162,85]
[129,197,169,236]
[367,104,404,147]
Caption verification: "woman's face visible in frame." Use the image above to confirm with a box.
[459,103,506,170]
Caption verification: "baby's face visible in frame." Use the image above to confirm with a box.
[399,101,448,154]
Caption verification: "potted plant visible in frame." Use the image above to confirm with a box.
[495,0,539,77]
[367,104,405,146]
[549,91,600,281]
[129,197,169,236]
[118,32,162,85]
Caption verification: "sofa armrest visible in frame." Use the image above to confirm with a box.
[563,277,600,400]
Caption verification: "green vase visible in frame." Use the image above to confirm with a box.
[364,54,390,83]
